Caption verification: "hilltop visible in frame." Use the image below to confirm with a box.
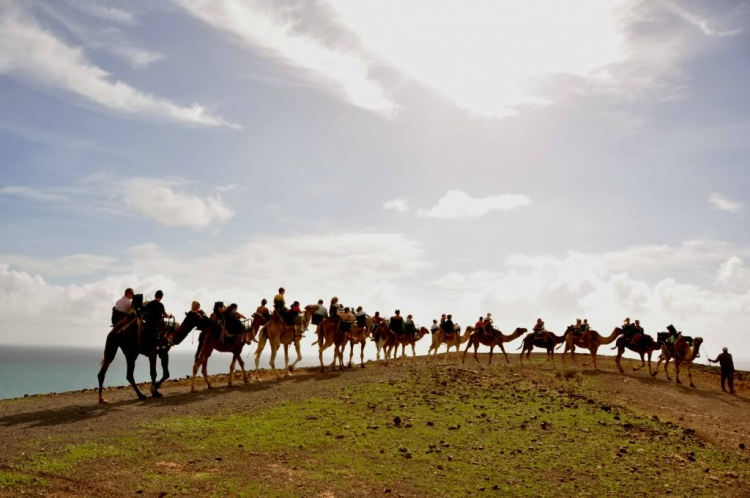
[0,353,748,497]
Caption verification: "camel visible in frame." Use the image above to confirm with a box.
[560,326,623,370]
[347,317,373,368]
[654,335,703,387]
[427,325,472,363]
[253,305,314,378]
[311,317,350,371]
[462,325,527,364]
[385,326,429,366]
[612,330,662,375]
[517,330,569,369]
[372,321,391,366]
[190,313,264,392]
[97,310,198,404]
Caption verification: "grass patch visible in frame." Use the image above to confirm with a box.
[0,470,44,489]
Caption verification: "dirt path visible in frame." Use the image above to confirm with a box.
[1,353,748,496]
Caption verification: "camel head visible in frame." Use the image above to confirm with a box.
[170,310,205,345]
[513,327,528,338]
[417,326,429,340]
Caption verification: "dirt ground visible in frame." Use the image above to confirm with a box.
[0,352,748,497]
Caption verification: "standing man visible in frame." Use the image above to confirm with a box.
[708,347,736,394]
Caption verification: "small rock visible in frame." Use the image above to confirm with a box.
[215,457,223,461]
[740,443,746,450]
[725,472,739,479]
[393,416,402,427]
[426,421,434,426]
[384,488,392,493]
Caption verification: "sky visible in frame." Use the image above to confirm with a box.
[1,0,749,364]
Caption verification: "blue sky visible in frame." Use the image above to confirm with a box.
[1,0,749,361]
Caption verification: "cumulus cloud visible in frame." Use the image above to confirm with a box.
[383,198,409,213]
[0,254,116,276]
[171,0,395,117]
[417,190,532,219]
[123,179,234,228]
[661,0,743,37]
[709,192,741,212]
[106,44,165,69]
[0,233,431,347]
[0,3,238,128]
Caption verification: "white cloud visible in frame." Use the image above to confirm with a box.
[328,0,632,118]
[65,0,136,26]
[0,186,68,202]
[0,4,238,128]
[383,198,409,213]
[106,44,165,69]
[709,192,741,212]
[661,0,743,37]
[171,0,396,117]
[417,190,532,219]
[0,233,431,347]
[123,178,234,228]
[0,254,116,276]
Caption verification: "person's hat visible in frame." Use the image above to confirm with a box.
[723,347,728,352]
[624,317,630,322]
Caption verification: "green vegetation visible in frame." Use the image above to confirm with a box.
[3,367,747,496]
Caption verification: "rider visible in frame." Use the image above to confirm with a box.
[287,300,301,325]
[581,319,590,334]
[256,299,271,322]
[191,301,206,317]
[474,316,484,333]
[225,303,247,334]
[112,287,134,326]
[274,288,287,314]
[211,301,226,322]
[404,314,417,336]
[441,314,455,335]
[630,319,644,347]
[390,310,404,334]
[430,319,439,335]
[330,297,341,323]
[143,290,173,347]
[339,306,354,334]
[355,306,368,329]
[573,318,583,336]
[313,299,328,326]
[372,311,383,325]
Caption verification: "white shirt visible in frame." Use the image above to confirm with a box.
[430,324,439,332]
[115,296,132,313]
[315,305,329,318]
[355,310,367,317]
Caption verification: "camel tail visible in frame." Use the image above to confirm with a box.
[611,344,618,351]
[194,330,207,362]
[100,331,119,367]
[311,339,319,346]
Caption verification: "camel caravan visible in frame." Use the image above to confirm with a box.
[99,288,706,403]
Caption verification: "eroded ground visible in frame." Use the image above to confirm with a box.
[0,353,748,497]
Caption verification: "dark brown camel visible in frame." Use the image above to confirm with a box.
[612,329,662,375]
[462,325,527,364]
[517,329,569,369]
[385,326,429,366]
[560,326,623,370]
[96,310,199,404]
[190,313,264,392]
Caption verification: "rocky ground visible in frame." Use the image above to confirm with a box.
[0,352,748,497]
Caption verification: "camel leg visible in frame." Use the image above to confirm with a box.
[154,350,170,395]
[125,354,147,400]
[290,340,302,372]
[674,360,682,385]
[633,353,646,372]
[444,344,450,364]
[664,357,672,381]
[254,332,266,381]
[362,342,367,368]
[653,355,663,378]
[97,335,119,404]
[550,349,556,370]
[190,356,202,392]
[319,345,326,372]
[500,343,509,364]
[148,354,158,395]
[489,346,494,365]
[201,358,211,388]
[228,356,236,387]
[283,344,291,377]
[646,352,654,376]
[237,355,249,384]
[615,347,624,373]
[348,342,354,368]
[688,363,695,388]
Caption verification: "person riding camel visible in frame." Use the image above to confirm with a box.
[142,290,173,348]
[475,316,485,334]
[355,306,368,329]
[211,301,226,322]
[191,301,206,317]
[573,318,583,336]
[630,319,644,347]
[274,288,287,314]
[665,324,680,346]
[430,319,439,335]
[404,314,417,336]
[441,314,455,336]
[533,318,548,341]
[372,311,383,325]
[390,310,404,334]
[256,299,271,323]
[330,297,341,323]
[581,318,590,334]
[339,306,354,335]
[112,287,134,326]
[286,300,301,326]
[312,299,328,326]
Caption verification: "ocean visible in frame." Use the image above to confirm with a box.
[0,343,322,401]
